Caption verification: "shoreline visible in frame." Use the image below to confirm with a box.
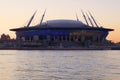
[0,46,120,50]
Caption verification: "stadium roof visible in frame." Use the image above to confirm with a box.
[46,20,86,27]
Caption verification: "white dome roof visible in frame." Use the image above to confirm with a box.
[46,19,86,27]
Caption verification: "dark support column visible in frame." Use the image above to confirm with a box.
[98,36,101,42]
[81,35,85,42]
[69,36,71,42]
[65,36,68,42]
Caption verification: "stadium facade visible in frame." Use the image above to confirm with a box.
[10,10,114,49]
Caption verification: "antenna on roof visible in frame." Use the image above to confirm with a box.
[88,11,99,27]
[40,9,47,26]
[26,11,37,28]
[81,10,89,26]
[76,13,79,21]
[86,12,94,27]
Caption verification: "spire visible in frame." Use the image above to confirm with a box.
[40,9,46,26]
[86,12,94,27]
[88,11,99,27]
[81,10,89,26]
[26,11,37,27]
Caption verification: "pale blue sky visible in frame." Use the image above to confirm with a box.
[0,0,120,42]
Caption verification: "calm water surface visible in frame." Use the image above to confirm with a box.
[0,50,120,80]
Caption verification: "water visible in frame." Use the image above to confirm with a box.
[0,50,120,80]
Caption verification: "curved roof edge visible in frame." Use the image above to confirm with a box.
[46,19,86,27]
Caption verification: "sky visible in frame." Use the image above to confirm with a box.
[0,0,120,42]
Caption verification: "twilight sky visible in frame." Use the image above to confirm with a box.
[0,0,120,42]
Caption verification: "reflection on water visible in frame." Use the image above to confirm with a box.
[0,50,120,80]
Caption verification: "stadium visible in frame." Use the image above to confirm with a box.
[10,10,114,49]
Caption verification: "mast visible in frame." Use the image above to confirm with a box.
[40,9,46,26]
[76,13,79,21]
[88,11,99,27]
[81,10,89,26]
[26,11,37,27]
[86,12,94,27]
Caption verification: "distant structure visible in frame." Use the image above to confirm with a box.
[0,34,10,40]
[10,10,114,49]
[0,34,16,49]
